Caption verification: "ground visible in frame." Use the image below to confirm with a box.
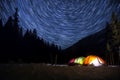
[0,63,120,80]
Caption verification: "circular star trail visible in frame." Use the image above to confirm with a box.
[0,0,120,49]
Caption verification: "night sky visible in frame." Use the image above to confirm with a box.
[0,0,120,49]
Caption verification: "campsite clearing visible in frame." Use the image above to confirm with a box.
[0,64,120,80]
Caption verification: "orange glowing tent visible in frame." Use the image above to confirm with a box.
[83,55,106,67]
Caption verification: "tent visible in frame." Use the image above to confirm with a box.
[68,57,85,65]
[83,55,106,67]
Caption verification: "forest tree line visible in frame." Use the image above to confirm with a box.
[0,8,63,64]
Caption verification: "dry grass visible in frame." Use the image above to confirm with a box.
[0,63,120,80]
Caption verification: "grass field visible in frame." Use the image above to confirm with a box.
[0,63,120,80]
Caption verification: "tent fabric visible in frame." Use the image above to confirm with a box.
[74,57,85,65]
[68,55,106,67]
[68,57,85,65]
[69,58,75,64]
[83,55,106,67]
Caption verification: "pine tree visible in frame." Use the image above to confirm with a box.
[4,16,13,29]
[13,8,19,36]
[4,16,14,38]
[14,8,19,27]
[106,12,120,65]
[111,12,120,47]
[32,29,38,39]
[0,19,3,42]
[0,19,3,31]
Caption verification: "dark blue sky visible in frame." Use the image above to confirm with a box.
[0,0,120,49]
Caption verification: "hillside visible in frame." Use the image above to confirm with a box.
[63,28,107,58]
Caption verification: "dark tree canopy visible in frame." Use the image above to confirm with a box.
[106,12,120,65]
[0,8,61,64]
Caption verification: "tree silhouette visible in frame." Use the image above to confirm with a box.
[106,12,120,65]
[0,8,62,64]
[0,19,3,37]
[0,19,3,31]
[4,16,14,34]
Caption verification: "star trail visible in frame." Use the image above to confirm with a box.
[0,0,120,49]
